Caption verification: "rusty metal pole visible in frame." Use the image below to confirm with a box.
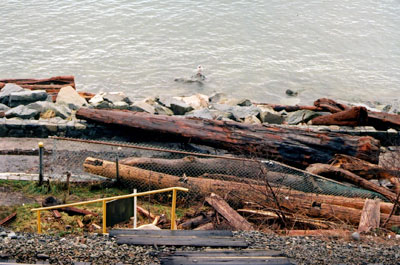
[38,142,44,186]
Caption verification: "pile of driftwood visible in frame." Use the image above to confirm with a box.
[0,76,94,101]
[75,99,400,234]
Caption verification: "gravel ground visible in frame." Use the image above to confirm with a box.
[1,228,400,265]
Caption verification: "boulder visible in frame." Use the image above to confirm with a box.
[8,90,48,107]
[229,105,260,121]
[103,92,132,105]
[157,95,193,115]
[130,101,156,114]
[56,86,88,110]
[243,115,261,124]
[0,103,10,112]
[237,99,252,107]
[0,83,24,105]
[154,104,174,116]
[185,108,214,120]
[113,101,130,110]
[209,92,228,103]
[174,94,209,109]
[217,98,252,107]
[5,105,40,119]
[287,110,321,125]
[258,107,285,124]
[89,93,105,104]
[26,101,72,119]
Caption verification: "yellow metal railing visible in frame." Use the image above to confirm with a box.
[31,187,189,234]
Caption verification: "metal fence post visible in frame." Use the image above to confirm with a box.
[38,142,44,186]
[133,189,137,229]
[102,200,107,234]
[37,211,41,234]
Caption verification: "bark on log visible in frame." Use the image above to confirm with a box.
[314,98,400,130]
[83,157,400,228]
[0,76,75,88]
[137,206,155,220]
[311,106,368,126]
[358,199,381,233]
[205,193,254,231]
[0,212,17,226]
[85,157,395,213]
[254,103,323,112]
[179,213,213,229]
[77,108,381,166]
[194,222,215,230]
[306,163,397,202]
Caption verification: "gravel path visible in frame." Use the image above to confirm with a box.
[1,228,400,264]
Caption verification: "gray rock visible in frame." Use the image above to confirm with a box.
[351,232,360,241]
[185,108,214,120]
[0,103,10,111]
[103,92,131,104]
[112,101,130,110]
[259,107,285,124]
[230,105,260,121]
[174,94,209,109]
[209,92,228,103]
[237,99,252,107]
[287,110,321,125]
[8,90,48,107]
[26,101,71,119]
[157,96,193,115]
[0,83,24,105]
[130,101,156,114]
[243,115,261,124]
[0,231,7,237]
[154,104,174,116]
[56,86,88,110]
[5,105,40,119]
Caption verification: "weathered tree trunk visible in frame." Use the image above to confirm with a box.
[205,193,254,231]
[85,157,395,213]
[358,199,381,233]
[314,98,400,130]
[306,163,397,202]
[311,106,368,126]
[0,76,75,90]
[77,108,381,166]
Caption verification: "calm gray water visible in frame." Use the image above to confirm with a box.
[1,0,399,105]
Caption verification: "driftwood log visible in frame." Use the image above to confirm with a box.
[306,163,397,202]
[77,108,381,166]
[83,157,400,227]
[311,106,368,126]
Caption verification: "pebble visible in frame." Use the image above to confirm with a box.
[351,232,361,241]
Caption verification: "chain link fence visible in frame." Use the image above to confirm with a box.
[40,137,387,208]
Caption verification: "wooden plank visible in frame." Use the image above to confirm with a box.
[109,229,233,237]
[0,212,17,226]
[358,199,381,233]
[205,193,254,231]
[170,249,283,257]
[160,256,292,265]
[52,210,62,219]
[116,235,248,247]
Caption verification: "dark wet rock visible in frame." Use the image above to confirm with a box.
[26,101,72,119]
[8,90,48,107]
[285,89,298,97]
[157,96,193,115]
[130,101,156,114]
[0,103,10,112]
[185,108,214,120]
[287,110,321,125]
[5,105,40,119]
[92,101,112,109]
[0,84,25,105]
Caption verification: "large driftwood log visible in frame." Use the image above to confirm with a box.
[205,193,254,231]
[77,108,381,166]
[311,106,368,126]
[0,76,75,90]
[84,157,400,227]
[85,157,395,214]
[314,98,400,130]
[306,163,397,202]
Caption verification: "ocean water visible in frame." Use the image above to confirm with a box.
[1,0,399,105]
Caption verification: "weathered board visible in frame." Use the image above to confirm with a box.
[109,229,233,237]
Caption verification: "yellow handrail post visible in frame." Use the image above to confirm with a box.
[37,210,41,234]
[170,188,177,230]
[102,200,107,234]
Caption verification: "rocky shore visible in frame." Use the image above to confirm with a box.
[1,227,400,265]
[1,83,399,143]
